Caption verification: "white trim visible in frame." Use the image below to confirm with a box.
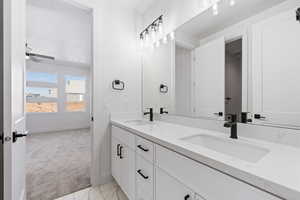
[19,189,25,200]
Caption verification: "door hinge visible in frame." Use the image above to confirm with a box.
[297,8,300,22]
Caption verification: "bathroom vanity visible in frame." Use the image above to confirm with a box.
[111,118,300,200]
[111,1,300,200]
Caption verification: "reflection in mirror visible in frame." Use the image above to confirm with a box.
[142,41,174,112]
[225,39,242,121]
[142,0,300,129]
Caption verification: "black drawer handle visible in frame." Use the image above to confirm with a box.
[184,194,190,200]
[119,146,123,159]
[137,145,149,152]
[117,144,121,156]
[137,169,149,179]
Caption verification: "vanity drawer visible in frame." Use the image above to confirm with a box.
[112,126,135,149]
[136,155,154,200]
[155,145,280,200]
[136,136,154,163]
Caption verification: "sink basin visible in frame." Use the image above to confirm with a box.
[125,120,154,126]
[180,134,269,163]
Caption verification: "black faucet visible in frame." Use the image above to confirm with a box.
[160,107,168,115]
[224,114,238,139]
[144,108,153,121]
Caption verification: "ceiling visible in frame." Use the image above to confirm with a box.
[117,0,158,14]
[176,0,287,41]
[29,0,156,14]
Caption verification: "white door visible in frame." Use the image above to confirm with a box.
[3,0,27,200]
[252,7,300,127]
[194,37,225,119]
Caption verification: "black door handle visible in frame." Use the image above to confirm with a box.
[117,144,121,157]
[137,145,149,152]
[214,112,223,117]
[119,145,123,159]
[254,114,266,119]
[184,194,190,200]
[13,131,27,143]
[137,169,149,179]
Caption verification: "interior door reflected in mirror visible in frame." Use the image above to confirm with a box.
[225,39,242,122]
[142,0,300,129]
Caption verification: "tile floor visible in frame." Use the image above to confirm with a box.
[54,181,128,200]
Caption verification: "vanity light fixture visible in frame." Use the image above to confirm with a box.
[163,35,168,44]
[150,25,157,42]
[209,0,237,16]
[140,15,163,48]
[155,40,160,48]
[169,31,175,41]
[229,0,236,6]
[212,2,219,15]
[158,17,163,34]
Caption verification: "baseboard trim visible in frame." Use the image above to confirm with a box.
[20,189,26,200]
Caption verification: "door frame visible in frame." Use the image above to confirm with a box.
[224,31,248,113]
[0,0,4,198]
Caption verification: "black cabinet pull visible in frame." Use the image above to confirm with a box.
[119,146,123,159]
[117,144,121,157]
[137,169,149,179]
[137,145,149,152]
[184,194,190,200]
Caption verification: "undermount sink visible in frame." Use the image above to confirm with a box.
[125,120,154,126]
[180,134,269,163]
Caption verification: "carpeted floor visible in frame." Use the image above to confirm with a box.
[26,128,91,200]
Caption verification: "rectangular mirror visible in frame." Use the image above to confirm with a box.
[142,0,300,129]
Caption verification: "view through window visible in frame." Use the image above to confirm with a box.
[26,71,87,113]
[26,72,58,113]
[65,75,86,112]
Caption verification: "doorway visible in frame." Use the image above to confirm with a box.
[225,38,242,121]
[25,0,93,199]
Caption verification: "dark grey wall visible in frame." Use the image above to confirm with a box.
[0,0,4,198]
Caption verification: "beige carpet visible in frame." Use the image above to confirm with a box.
[26,128,91,200]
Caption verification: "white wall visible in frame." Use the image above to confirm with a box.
[27,0,92,64]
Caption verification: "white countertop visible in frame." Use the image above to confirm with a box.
[111,118,300,200]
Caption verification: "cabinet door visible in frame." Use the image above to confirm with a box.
[194,37,225,119]
[120,145,135,200]
[111,137,121,184]
[156,167,194,200]
[252,8,300,127]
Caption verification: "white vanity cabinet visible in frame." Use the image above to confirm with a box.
[155,145,280,200]
[156,167,196,200]
[111,125,281,200]
[111,126,135,200]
